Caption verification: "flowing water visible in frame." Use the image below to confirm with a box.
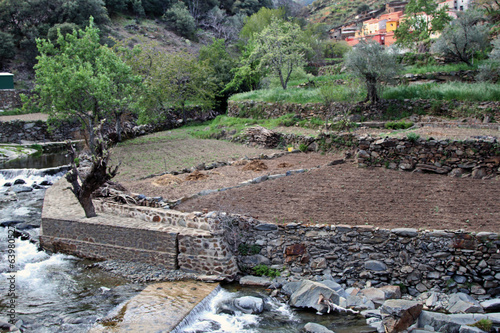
[0,154,372,333]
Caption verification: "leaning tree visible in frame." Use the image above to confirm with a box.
[32,18,140,217]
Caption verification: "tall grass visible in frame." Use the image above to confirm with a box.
[230,87,324,104]
[230,81,365,104]
[383,82,500,101]
[403,62,480,74]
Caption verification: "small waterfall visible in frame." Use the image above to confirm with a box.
[0,166,69,187]
[171,284,223,333]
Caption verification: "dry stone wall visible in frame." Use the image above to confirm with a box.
[41,179,500,295]
[233,218,500,298]
[0,90,31,110]
[0,120,82,143]
[227,100,500,122]
[355,136,500,178]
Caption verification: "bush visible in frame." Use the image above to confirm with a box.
[406,132,420,142]
[385,121,414,130]
[0,32,15,65]
[163,2,196,39]
[252,264,280,278]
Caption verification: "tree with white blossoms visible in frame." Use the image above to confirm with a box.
[249,18,311,90]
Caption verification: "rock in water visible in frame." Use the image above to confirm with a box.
[302,322,335,333]
[289,280,341,314]
[380,299,423,333]
[233,296,264,314]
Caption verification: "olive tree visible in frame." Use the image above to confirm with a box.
[344,40,401,104]
[431,10,490,66]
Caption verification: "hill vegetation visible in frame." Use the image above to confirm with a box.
[304,0,387,26]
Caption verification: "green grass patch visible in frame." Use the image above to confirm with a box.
[403,62,480,74]
[230,87,324,104]
[189,114,321,140]
[383,82,500,102]
[385,121,414,130]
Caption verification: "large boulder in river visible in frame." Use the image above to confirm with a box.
[218,296,264,315]
[233,296,264,314]
[380,299,423,333]
[302,322,335,333]
[289,280,341,314]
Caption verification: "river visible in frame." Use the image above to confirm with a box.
[0,153,372,333]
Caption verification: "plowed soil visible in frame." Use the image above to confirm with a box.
[123,152,500,233]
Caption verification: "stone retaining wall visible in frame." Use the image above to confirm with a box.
[0,120,83,143]
[0,90,31,110]
[232,217,500,297]
[227,100,500,122]
[41,179,500,295]
[355,136,500,178]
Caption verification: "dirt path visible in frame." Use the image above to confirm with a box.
[0,113,48,122]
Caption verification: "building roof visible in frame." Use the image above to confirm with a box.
[379,11,404,21]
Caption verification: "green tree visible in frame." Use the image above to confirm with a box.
[0,32,16,68]
[32,18,141,152]
[431,10,490,66]
[395,0,451,51]
[478,37,500,81]
[199,38,237,108]
[0,0,110,65]
[163,1,197,39]
[120,42,216,124]
[32,19,139,218]
[344,40,401,104]
[232,0,273,17]
[239,7,285,39]
[249,18,310,90]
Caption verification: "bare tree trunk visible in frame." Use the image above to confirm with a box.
[115,110,123,142]
[366,76,379,104]
[65,125,119,218]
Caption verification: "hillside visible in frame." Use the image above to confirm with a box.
[5,16,204,91]
[305,0,387,26]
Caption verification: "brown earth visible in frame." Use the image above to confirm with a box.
[122,151,500,233]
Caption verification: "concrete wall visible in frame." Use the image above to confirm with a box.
[40,179,239,279]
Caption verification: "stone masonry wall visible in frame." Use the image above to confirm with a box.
[42,178,500,291]
[354,136,500,178]
[227,100,500,122]
[41,217,179,269]
[0,90,31,110]
[0,120,82,143]
[234,218,500,297]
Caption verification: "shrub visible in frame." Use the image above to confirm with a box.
[469,319,492,332]
[385,121,414,130]
[299,143,308,152]
[252,264,281,278]
[163,2,196,39]
[406,132,420,142]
